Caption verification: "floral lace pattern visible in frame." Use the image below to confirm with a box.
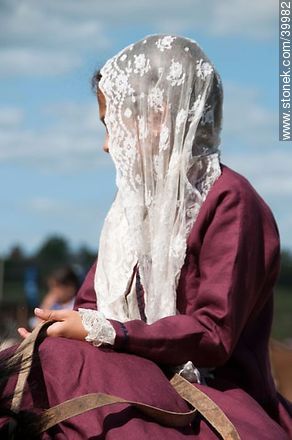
[94,34,223,324]
[78,308,116,347]
[156,35,176,51]
[166,59,186,86]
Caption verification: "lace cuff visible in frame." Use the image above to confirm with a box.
[78,308,116,347]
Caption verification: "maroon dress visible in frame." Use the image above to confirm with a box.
[2,164,292,439]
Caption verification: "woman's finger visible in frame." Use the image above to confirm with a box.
[46,321,65,338]
[18,327,31,339]
[34,308,69,322]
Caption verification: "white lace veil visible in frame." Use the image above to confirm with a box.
[94,34,223,324]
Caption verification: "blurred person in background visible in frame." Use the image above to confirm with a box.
[42,266,80,311]
[29,266,80,329]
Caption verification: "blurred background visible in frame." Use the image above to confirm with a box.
[0,1,291,352]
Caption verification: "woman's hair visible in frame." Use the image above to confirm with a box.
[91,68,102,94]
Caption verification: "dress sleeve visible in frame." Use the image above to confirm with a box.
[73,260,98,310]
[109,187,280,367]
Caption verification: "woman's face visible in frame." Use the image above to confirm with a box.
[97,88,109,153]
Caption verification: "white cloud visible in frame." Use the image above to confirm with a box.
[0,102,111,172]
[0,0,102,72]
[0,107,24,127]
[211,81,292,201]
[0,0,108,76]
[211,0,276,40]
[0,81,284,180]
[41,0,276,40]
[225,150,292,196]
[26,196,100,223]
[0,1,107,49]
[222,81,276,149]
[0,48,82,76]
[0,0,277,76]
[3,196,104,254]
[27,197,64,214]
[258,176,292,196]
[44,102,101,133]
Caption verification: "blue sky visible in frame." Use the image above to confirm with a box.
[0,0,291,255]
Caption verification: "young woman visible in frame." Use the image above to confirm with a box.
[2,34,292,439]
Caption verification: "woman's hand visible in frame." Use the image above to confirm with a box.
[18,308,88,341]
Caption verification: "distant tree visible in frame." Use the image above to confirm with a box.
[8,245,25,261]
[36,235,71,282]
[4,245,26,282]
[3,237,94,292]
[278,249,292,288]
[74,245,97,271]
[3,234,292,296]
[37,235,70,260]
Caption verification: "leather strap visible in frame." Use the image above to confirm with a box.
[11,320,53,412]
[41,389,197,431]
[11,321,240,439]
[170,374,240,440]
